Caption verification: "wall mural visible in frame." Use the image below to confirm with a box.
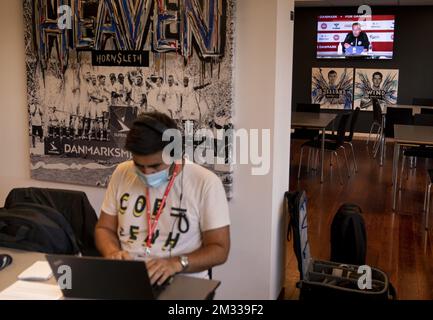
[24,0,235,198]
[354,68,399,111]
[311,67,354,110]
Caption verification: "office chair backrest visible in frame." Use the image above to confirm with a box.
[421,108,433,115]
[372,99,383,124]
[335,113,351,147]
[412,98,433,106]
[347,107,360,141]
[297,103,320,113]
[414,114,433,126]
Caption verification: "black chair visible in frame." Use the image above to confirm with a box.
[4,188,99,256]
[414,114,433,126]
[296,103,321,113]
[298,113,351,184]
[322,108,360,173]
[412,98,433,106]
[292,103,321,140]
[385,107,413,138]
[420,108,433,115]
[367,99,383,148]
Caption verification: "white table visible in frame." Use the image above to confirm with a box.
[392,125,433,211]
[376,104,433,167]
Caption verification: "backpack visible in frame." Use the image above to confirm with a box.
[4,187,99,256]
[330,203,366,265]
[0,203,80,254]
[285,191,311,280]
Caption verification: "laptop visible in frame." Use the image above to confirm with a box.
[345,46,365,55]
[46,254,169,300]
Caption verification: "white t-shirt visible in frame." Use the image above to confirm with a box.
[101,160,230,278]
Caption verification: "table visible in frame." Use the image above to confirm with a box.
[392,125,433,211]
[388,104,433,116]
[0,248,220,300]
[377,104,433,166]
[291,112,337,183]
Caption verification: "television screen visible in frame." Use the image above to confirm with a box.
[317,15,395,59]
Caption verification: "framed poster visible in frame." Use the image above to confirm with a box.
[354,69,399,111]
[24,0,236,198]
[311,67,354,110]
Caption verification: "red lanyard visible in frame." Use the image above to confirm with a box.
[145,164,181,250]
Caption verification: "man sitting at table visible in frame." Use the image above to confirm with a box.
[95,112,231,286]
[343,22,370,54]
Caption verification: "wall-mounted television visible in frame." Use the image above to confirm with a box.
[317,15,395,59]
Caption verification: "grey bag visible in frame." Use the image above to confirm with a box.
[300,260,397,300]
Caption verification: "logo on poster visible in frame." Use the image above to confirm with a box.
[45,139,62,156]
[333,35,340,41]
[321,23,328,29]
[50,143,58,152]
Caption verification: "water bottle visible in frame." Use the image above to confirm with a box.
[337,42,343,55]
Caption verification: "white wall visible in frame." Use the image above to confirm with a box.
[0,0,293,300]
[214,0,294,299]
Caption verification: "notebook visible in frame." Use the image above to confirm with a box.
[0,281,62,300]
[17,261,53,281]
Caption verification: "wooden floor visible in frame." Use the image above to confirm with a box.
[284,139,433,300]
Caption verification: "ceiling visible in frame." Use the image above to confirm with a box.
[295,0,433,7]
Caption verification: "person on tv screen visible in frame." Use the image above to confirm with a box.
[343,22,370,53]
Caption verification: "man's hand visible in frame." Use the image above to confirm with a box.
[344,43,351,49]
[146,258,182,286]
[107,250,131,260]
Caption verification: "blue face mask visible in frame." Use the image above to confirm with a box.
[136,167,170,188]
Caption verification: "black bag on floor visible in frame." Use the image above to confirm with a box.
[300,260,397,300]
[331,203,366,265]
[0,203,80,254]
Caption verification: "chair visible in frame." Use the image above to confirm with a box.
[385,106,413,138]
[424,170,433,230]
[414,114,433,126]
[322,108,360,173]
[292,103,321,140]
[4,188,99,256]
[412,98,433,106]
[296,103,321,113]
[298,113,351,184]
[366,99,383,149]
[420,108,433,115]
